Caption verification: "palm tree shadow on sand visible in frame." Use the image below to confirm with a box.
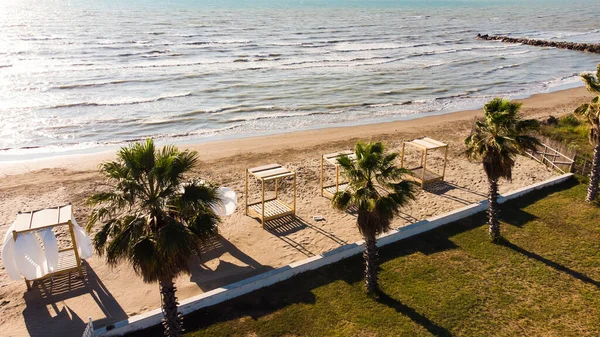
[189,236,274,292]
[22,260,127,336]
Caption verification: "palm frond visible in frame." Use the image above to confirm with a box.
[466,98,539,181]
[87,139,219,285]
[332,141,415,238]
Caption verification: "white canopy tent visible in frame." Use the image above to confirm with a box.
[1,204,92,290]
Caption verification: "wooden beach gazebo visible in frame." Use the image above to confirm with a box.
[11,204,84,290]
[245,164,296,227]
[400,137,449,188]
[320,150,356,199]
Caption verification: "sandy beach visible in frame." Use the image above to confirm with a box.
[0,86,593,337]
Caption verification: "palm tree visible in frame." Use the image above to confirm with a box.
[575,63,600,202]
[465,98,540,242]
[87,139,220,337]
[332,142,415,294]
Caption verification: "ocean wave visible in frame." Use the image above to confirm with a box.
[486,64,521,74]
[227,110,344,123]
[50,93,192,109]
[20,36,63,41]
[183,40,252,46]
[550,29,600,39]
[542,73,581,87]
[176,104,252,117]
[54,80,129,89]
[117,49,172,57]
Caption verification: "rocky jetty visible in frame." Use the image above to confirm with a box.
[476,34,600,54]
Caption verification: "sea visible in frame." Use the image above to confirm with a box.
[1,0,599,159]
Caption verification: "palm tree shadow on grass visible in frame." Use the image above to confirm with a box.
[129,180,577,337]
[377,292,453,337]
[500,239,600,288]
[499,207,537,228]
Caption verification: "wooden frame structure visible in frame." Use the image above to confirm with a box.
[11,204,83,290]
[320,150,356,199]
[400,137,449,188]
[524,143,575,174]
[245,164,296,227]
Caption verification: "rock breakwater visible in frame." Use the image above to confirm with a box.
[476,34,600,54]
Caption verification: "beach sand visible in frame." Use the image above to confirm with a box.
[0,87,593,337]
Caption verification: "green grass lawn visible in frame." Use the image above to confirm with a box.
[135,179,600,337]
[541,114,593,156]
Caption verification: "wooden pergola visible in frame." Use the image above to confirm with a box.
[320,150,356,199]
[245,164,296,227]
[12,204,83,290]
[400,137,449,188]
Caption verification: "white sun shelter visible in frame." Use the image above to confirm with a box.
[1,204,93,290]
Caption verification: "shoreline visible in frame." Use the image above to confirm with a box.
[0,84,593,336]
[0,86,591,177]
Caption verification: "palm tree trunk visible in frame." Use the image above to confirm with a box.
[488,178,500,242]
[160,278,184,337]
[363,235,379,295]
[586,142,600,202]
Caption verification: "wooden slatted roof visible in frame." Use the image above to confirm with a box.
[405,137,447,150]
[323,150,357,166]
[248,163,294,181]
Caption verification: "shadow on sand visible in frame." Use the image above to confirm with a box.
[129,180,575,337]
[189,236,274,292]
[22,261,126,337]
[263,215,348,257]
[424,180,486,205]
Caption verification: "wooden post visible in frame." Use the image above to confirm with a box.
[293,172,297,215]
[422,149,427,188]
[275,178,278,199]
[245,169,248,216]
[320,155,324,196]
[261,179,265,228]
[67,220,84,278]
[542,145,548,166]
[335,165,339,193]
[400,142,405,168]
[441,145,449,181]
[569,159,575,173]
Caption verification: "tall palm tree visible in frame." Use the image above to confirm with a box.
[332,142,415,294]
[575,63,600,202]
[465,98,540,242]
[87,139,220,337]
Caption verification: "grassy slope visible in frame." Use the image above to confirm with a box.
[541,114,593,156]
[171,180,600,337]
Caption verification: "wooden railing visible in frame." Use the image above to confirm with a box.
[525,143,575,174]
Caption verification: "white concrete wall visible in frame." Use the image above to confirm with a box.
[96,173,573,336]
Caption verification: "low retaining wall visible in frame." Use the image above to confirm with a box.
[96,173,573,336]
